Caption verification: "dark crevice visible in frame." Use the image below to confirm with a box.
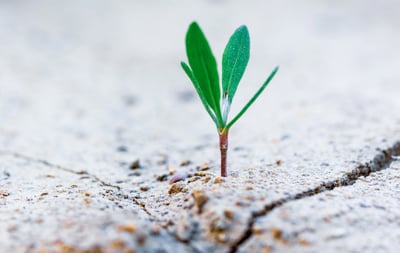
[169,232,202,253]
[0,150,202,252]
[229,141,400,253]
[0,150,121,190]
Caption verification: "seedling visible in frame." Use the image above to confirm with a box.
[181,22,279,177]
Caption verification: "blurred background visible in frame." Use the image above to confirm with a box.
[0,1,399,170]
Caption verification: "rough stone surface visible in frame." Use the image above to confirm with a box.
[1,1,400,253]
[240,160,400,253]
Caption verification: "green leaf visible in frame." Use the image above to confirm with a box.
[226,66,279,129]
[185,22,223,127]
[222,25,250,104]
[181,61,218,126]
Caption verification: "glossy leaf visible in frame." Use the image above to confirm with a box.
[184,22,223,126]
[222,25,250,104]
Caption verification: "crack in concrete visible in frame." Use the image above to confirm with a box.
[132,196,155,217]
[0,150,121,190]
[169,232,202,253]
[0,150,203,252]
[229,141,400,253]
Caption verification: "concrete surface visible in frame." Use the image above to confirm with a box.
[1,1,400,252]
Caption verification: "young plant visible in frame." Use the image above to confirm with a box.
[181,22,279,177]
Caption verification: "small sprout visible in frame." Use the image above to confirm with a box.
[181,22,279,177]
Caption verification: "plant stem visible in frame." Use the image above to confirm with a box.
[219,129,229,177]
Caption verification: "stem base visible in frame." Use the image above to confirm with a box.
[219,130,229,177]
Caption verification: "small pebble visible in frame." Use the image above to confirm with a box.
[109,239,126,249]
[116,146,128,152]
[169,171,188,184]
[188,176,201,183]
[130,160,141,170]
[169,166,176,175]
[192,190,208,211]
[214,177,223,184]
[136,233,147,245]
[203,176,211,183]
[116,224,137,234]
[140,186,149,192]
[194,171,206,177]
[168,182,185,195]
[223,210,234,220]
[180,160,191,166]
[128,171,141,177]
[156,174,169,182]
[0,190,9,197]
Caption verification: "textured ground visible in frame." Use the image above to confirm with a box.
[1,1,400,253]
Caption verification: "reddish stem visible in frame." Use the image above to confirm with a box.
[219,129,229,177]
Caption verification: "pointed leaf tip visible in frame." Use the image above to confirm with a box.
[184,21,223,127]
[222,24,250,105]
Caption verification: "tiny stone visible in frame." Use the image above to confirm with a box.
[140,186,149,192]
[156,174,169,182]
[299,237,309,245]
[116,224,137,234]
[3,171,10,179]
[109,239,126,249]
[252,226,263,235]
[169,171,188,184]
[0,190,9,197]
[177,90,195,102]
[116,145,128,152]
[203,176,211,183]
[271,228,283,240]
[122,95,138,106]
[128,171,141,177]
[214,177,223,184]
[280,134,290,141]
[192,189,208,210]
[223,210,234,220]
[136,233,147,245]
[180,160,191,166]
[188,176,201,183]
[130,160,141,170]
[150,225,161,235]
[169,166,176,175]
[168,182,185,195]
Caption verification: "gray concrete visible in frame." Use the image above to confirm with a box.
[1,1,400,252]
